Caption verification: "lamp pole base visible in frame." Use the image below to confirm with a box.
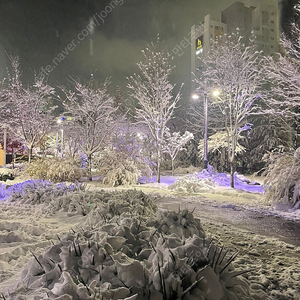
[204,160,208,170]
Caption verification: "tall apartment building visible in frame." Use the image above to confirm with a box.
[191,0,279,90]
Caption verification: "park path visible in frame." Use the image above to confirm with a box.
[157,194,300,246]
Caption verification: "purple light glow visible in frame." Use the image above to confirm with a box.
[139,166,264,193]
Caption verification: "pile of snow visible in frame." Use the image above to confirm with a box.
[168,173,215,193]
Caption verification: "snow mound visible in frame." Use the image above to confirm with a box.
[169,166,264,194]
[168,173,215,193]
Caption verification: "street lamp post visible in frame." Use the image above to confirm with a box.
[203,92,208,169]
[57,119,64,158]
[3,127,7,168]
[192,89,220,170]
[60,126,64,158]
[56,131,59,157]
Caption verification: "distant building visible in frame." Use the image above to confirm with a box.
[191,0,279,92]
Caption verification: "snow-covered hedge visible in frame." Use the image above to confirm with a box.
[7,190,252,300]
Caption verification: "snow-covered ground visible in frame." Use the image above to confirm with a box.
[137,168,300,222]
[0,169,299,299]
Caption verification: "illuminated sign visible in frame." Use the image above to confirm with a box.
[196,36,203,51]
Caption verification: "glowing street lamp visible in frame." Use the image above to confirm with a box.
[212,90,220,97]
[191,93,200,100]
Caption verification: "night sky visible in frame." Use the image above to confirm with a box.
[0,0,289,100]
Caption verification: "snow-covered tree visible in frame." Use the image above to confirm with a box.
[262,3,300,206]
[62,126,82,160]
[162,129,194,176]
[195,31,264,188]
[60,78,119,180]
[264,4,300,149]
[113,86,128,116]
[0,78,8,112]
[4,57,56,163]
[128,40,182,183]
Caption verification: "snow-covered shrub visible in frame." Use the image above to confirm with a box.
[263,151,300,209]
[9,192,252,300]
[103,159,141,186]
[168,173,215,194]
[4,180,85,205]
[153,209,205,238]
[26,157,85,182]
[93,149,142,186]
[43,189,158,218]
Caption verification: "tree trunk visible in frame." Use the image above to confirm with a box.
[157,159,161,183]
[230,158,235,188]
[12,152,15,169]
[171,159,174,177]
[28,148,33,164]
[88,154,92,181]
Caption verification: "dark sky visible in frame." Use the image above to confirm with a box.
[0,0,285,100]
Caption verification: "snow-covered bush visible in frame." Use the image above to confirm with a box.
[45,189,158,218]
[168,173,215,194]
[9,191,252,300]
[93,149,143,186]
[153,209,205,238]
[26,157,85,182]
[4,179,85,204]
[103,159,141,186]
[263,151,300,209]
